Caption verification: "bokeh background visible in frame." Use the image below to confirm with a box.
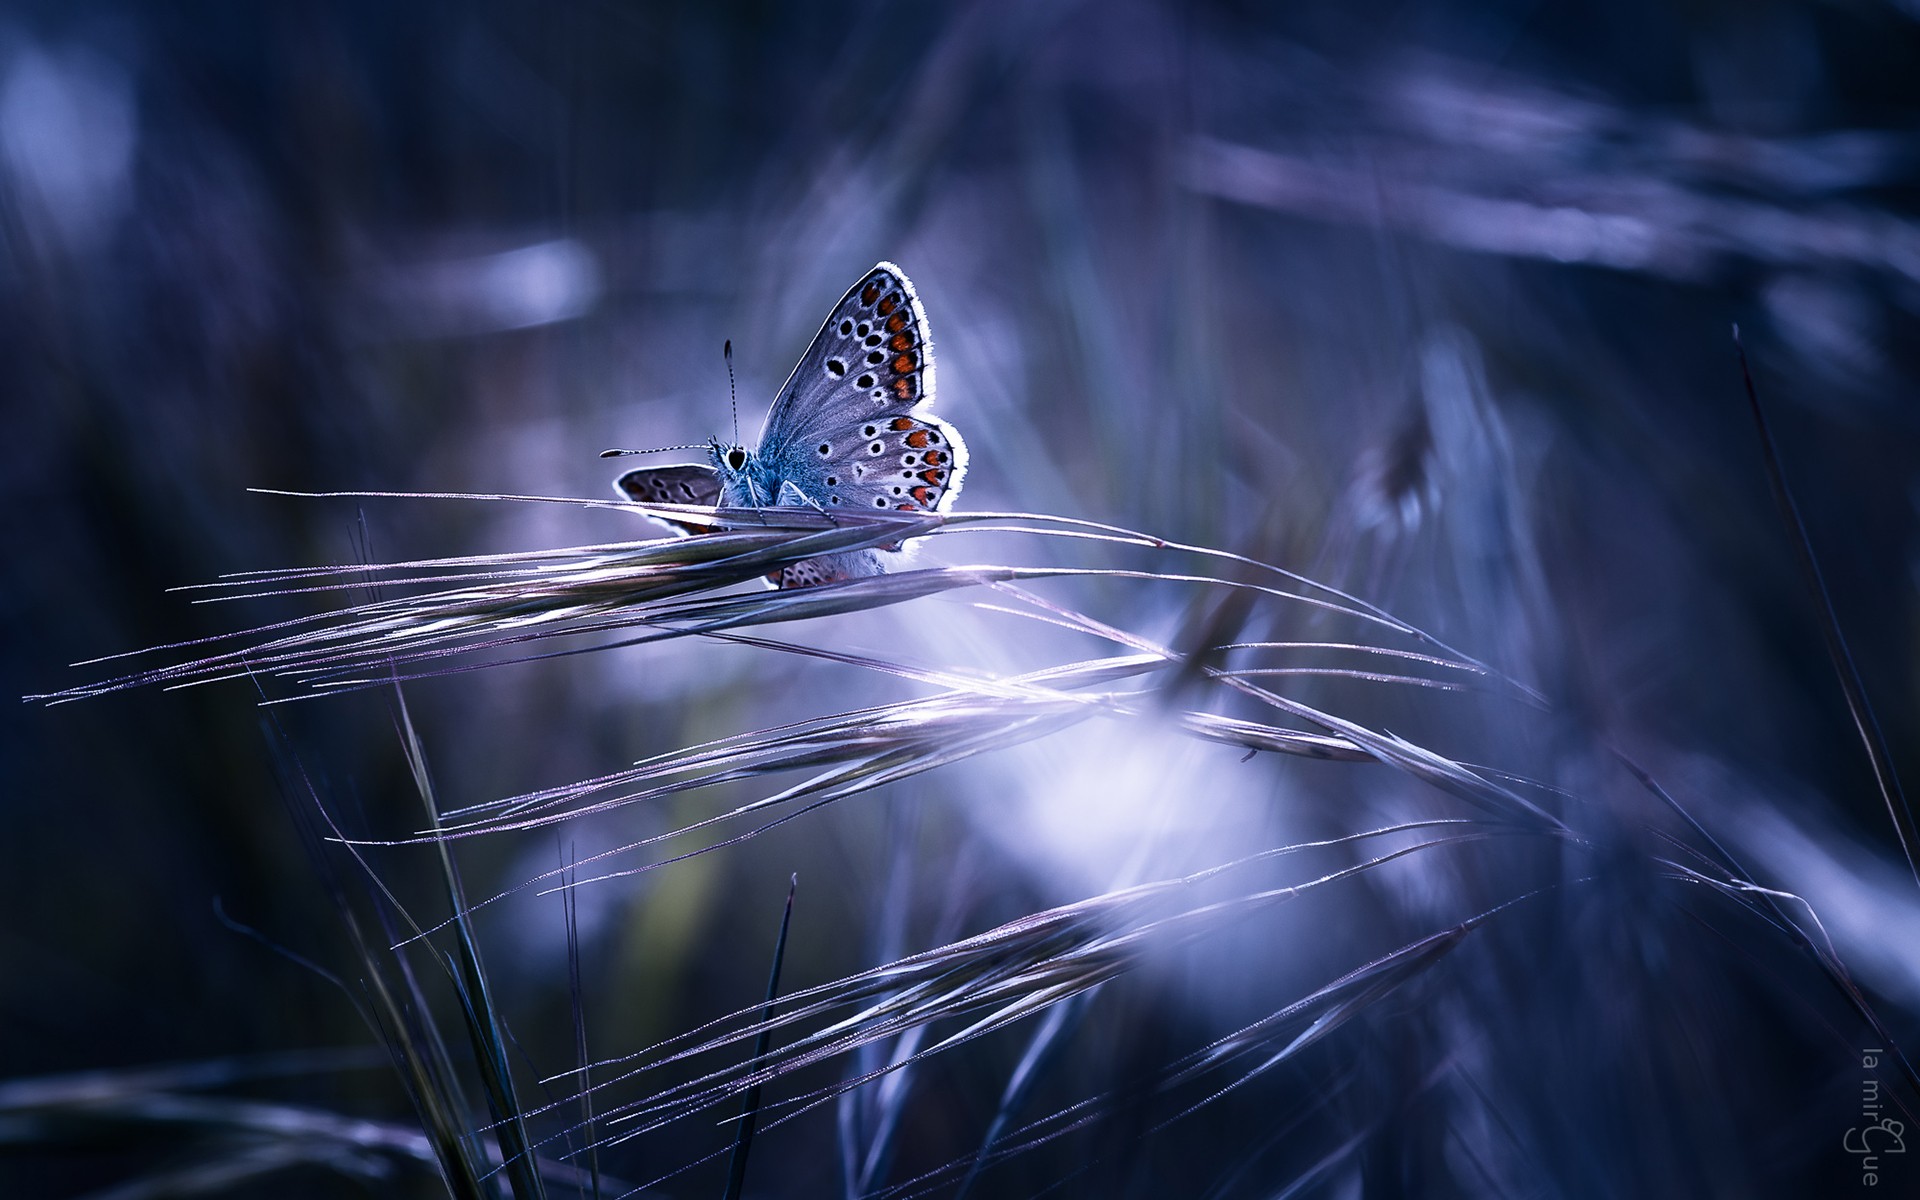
[6,2,1920,1197]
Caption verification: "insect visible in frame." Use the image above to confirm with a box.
[612,262,968,588]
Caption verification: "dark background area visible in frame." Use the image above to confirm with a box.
[5,2,1919,1197]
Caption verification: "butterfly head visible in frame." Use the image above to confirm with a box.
[708,436,779,507]
[708,436,750,474]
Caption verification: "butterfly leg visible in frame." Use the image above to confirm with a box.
[785,475,902,552]
[776,479,839,525]
[741,476,774,523]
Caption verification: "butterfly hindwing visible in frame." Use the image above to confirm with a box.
[615,464,722,535]
[804,413,967,514]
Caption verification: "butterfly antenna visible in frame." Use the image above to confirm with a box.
[725,339,740,446]
[600,443,704,458]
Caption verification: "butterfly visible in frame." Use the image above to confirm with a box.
[614,262,968,588]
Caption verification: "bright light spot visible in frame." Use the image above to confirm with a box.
[475,239,602,330]
[0,44,136,250]
[984,716,1272,896]
[387,237,604,335]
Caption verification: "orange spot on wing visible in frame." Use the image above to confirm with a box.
[920,469,943,484]
[891,353,915,373]
[886,313,907,333]
[905,430,930,448]
[862,282,881,304]
[890,416,914,431]
[890,332,912,352]
[892,378,913,399]
[911,486,932,505]
[877,295,898,316]
[921,449,943,464]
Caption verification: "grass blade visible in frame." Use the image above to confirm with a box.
[722,873,799,1200]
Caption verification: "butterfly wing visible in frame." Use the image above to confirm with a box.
[614,464,722,535]
[755,262,968,516]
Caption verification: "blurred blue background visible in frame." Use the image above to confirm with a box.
[5,2,1919,1196]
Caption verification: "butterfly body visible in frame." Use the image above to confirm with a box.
[706,440,807,510]
[617,262,967,587]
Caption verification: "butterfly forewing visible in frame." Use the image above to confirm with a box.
[759,263,930,443]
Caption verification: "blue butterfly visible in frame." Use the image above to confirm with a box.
[615,262,968,588]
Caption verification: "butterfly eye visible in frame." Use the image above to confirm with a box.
[727,448,746,470]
